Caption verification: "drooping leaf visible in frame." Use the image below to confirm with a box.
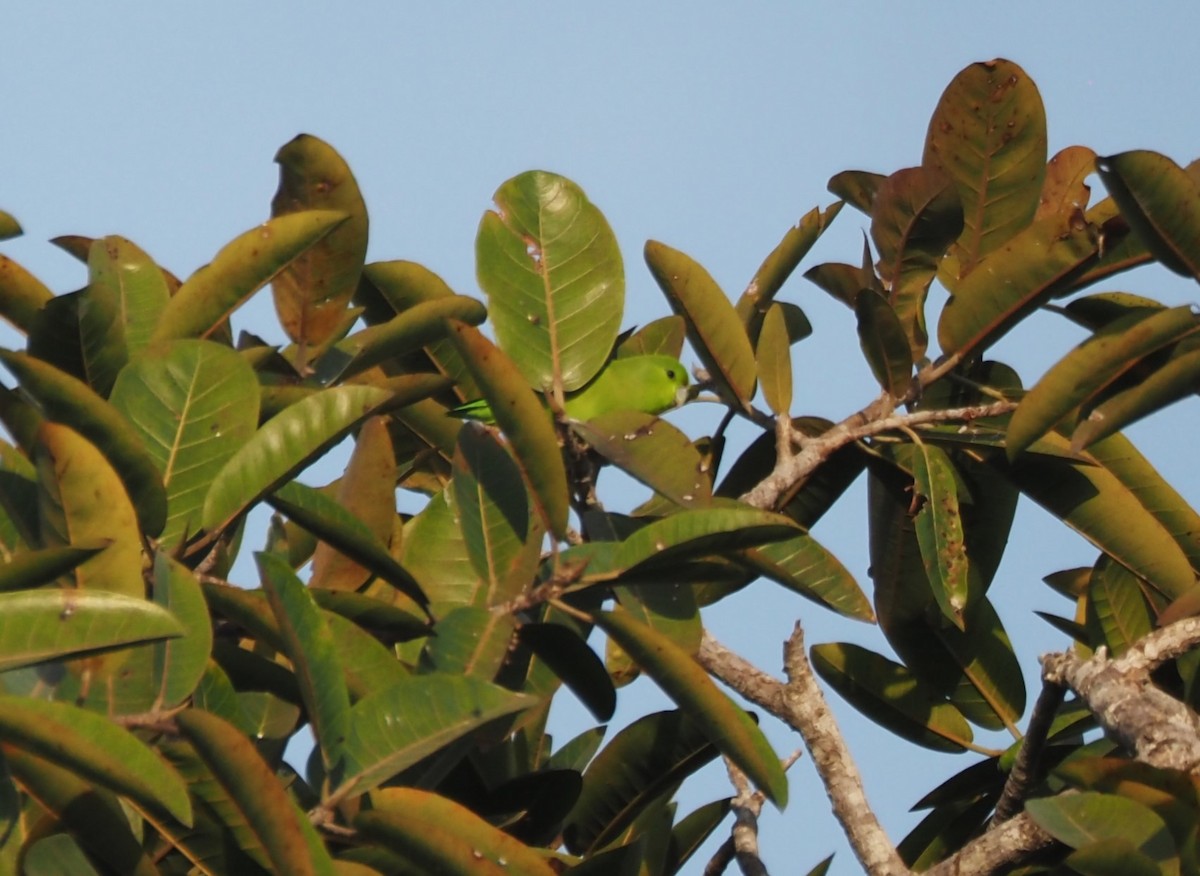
[645,240,756,408]
[571,411,712,509]
[269,134,369,350]
[517,622,615,722]
[911,442,970,628]
[0,589,182,672]
[110,339,260,547]
[810,643,973,752]
[201,384,391,532]
[0,350,167,536]
[594,608,787,807]
[0,255,53,334]
[356,787,558,876]
[150,552,212,709]
[442,320,569,540]
[1096,149,1200,279]
[267,480,428,611]
[742,533,873,622]
[0,544,104,592]
[152,210,347,342]
[175,709,334,876]
[0,695,191,824]
[923,58,1047,275]
[476,170,624,392]
[828,170,886,214]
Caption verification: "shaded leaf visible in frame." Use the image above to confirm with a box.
[517,622,615,722]
[911,442,970,628]
[1026,791,1174,859]
[0,544,105,592]
[594,608,787,807]
[756,302,793,414]
[855,289,913,397]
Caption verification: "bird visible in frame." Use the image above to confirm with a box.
[449,354,690,424]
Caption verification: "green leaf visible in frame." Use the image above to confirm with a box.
[356,787,558,876]
[476,170,624,392]
[936,212,1104,359]
[257,552,351,773]
[742,533,873,622]
[736,202,841,336]
[398,489,482,610]
[267,480,429,612]
[664,798,733,875]
[0,255,53,334]
[564,710,720,855]
[0,695,191,824]
[442,320,569,540]
[923,58,1047,274]
[452,424,542,606]
[756,303,793,414]
[616,315,687,359]
[855,289,913,398]
[151,552,213,709]
[176,709,334,876]
[269,134,369,349]
[1096,149,1200,279]
[564,505,798,583]
[828,170,885,214]
[110,339,260,547]
[152,210,347,342]
[1027,791,1174,859]
[870,166,963,359]
[24,835,104,876]
[0,589,182,672]
[1085,556,1153,656]
[201,384,391,531]
[571,411,712,509]
[517,622,615,722]
[0,544,105,592]
[594,608,787,807]
[810,643,972,752]
[1065,839,1164,876]
[1007,305,1200,457]
[0,350,167,536]
[0,211,20,241]
[419,605,515,680]
[34,423,143,599]
[645,240,756,407]
[331,674,534,801]
[911,443,970,628]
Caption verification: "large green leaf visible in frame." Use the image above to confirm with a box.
[201,384,391,531]
[1096,150,1200,279]
[257,552,351,774]
[356,787,558,876]
[564,710,718,855]
[269,134,369,350]
[34,422,142,599]
[1085,556,1153,656]
[442,320,569,540]
[869,166,963,358]
[1007,305,1200,457]
[418,605,514,681]
[594,608,787,807]
[0,589,182,672]
[175,709,334,876]
[755,302,793,414]
[476,170,624,392]
[645,240,756,408]
[451,424,541,606]
[1026,791,1175,861]
[911,442,970,629]
[855,289,913,398]
[150,552,212,709]
[152,210,347,342]
[923,58,1047,275]
[110,339,260,547]
[742,533,873,622]
[398,489,482,611]
[0,350,167,536]
[330,673,534,801]
[0,695,191,824]
[571,411,712,510]
[810,643,972,752]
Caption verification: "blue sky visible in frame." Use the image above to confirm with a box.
[5,3,1200,873]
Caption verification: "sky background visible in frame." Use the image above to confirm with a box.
[4,3,1200,873]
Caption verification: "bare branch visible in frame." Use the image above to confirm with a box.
[991,681,1064,825]
[924,813,1054,876]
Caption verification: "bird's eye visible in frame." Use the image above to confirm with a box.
[667,369,676,379]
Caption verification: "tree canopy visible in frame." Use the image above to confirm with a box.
[0,57,1199,875]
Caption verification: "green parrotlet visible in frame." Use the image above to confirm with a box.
[450,354,690,424]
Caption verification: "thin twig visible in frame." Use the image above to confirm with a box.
[991,681,1064,826]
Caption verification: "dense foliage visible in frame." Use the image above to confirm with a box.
[0,58,1198,875]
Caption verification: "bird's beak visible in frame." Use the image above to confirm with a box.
[674,385,690,408]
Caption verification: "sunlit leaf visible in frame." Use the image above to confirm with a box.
[0,255,53,334]
[911,442,970,628]
[756,302,793,414]
[477,170,623,392]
